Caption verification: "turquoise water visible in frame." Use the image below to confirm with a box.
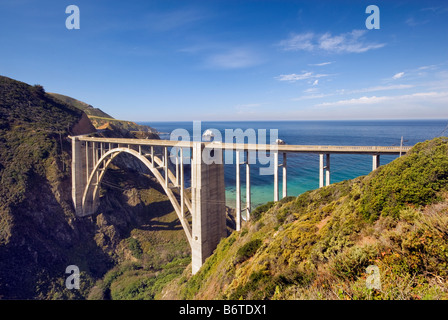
[140,120,448,209]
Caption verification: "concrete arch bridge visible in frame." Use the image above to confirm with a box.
[70,136,411,274]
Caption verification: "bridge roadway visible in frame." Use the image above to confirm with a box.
[76,136,412,154]
[71,136,412,274]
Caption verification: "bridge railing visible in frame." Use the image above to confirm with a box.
[76,136,412,155]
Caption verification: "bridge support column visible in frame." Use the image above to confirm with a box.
[282,153,287,198]
[319,154,324,188]
[180,148,185,217]
[246,151,251,221]
[85,141,90,182]
[83,142,99,216]
[191,142,226,274]
[164,147,168,188]
[372,154,380,171]
[274,151,279,201]
[175,152,180,186]
[235,151,241,231]
[319,153,331,188]
[71,137,84,216]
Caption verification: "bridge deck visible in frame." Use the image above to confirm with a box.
[75,136,413,155]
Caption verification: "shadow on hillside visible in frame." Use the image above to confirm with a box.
[96,166,184,237]
[0,171,114,299]
[140,220,183,232]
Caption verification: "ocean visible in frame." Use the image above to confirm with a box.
[139,120,448,209]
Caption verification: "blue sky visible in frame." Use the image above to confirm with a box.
[1,0,447,121]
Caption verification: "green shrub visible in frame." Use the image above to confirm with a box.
[127,237,143,259]
[228,270,272,300]
[359,138,448,221]
[251,201,275,221]
[235,238,262,263]
[330,245,378,280]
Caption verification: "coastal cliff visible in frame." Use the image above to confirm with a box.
[0,75,187,299]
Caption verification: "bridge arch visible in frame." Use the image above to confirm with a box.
[82,147,192,245]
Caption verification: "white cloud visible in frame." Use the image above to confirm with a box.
[235,103,261,108]
[392,72,405,79]
[289,91,448,120]
[348,84,414,94]
[405,17,429,27]
[421,6,448,14]
[205,48,263,69]
[316,91,448,107]
[146,8,208,31]
[291,93,332,101]
[320,30,385,53]
[279,32,314,51]
[304,87,318,93]
[317,95,387,107]
[279,29,385,54]
[291,84,413,102]
[309,61,333,67]
[275,71,329,82]
[418,65,437,71]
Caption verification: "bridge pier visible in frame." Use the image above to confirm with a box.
[246,150,251,221]
[282,153,287,198]
[180,148,185,217]
[319,153,331,188]
[273,152,288,200]
[71,137,84,216]
[235,150,253,230]
[372,154,380,171]
[235,150,241,231]
[191,142,227,274]
[274,151,279,201]
[164,147,168,188]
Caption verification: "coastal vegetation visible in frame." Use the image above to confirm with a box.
[0,75,185,299]
[48,92,158,137]
[167,137,448,300]
[1,74,447,300]
[0,75,97,298]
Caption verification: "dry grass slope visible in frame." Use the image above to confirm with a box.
[169,137,448,300]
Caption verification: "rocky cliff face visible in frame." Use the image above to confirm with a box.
[71,113,96,136]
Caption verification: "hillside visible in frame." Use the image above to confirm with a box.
[164,137,448,300]
[0,75,187,299]
[47,92,113,119]
[0,77,94,219]
[48,92,158,138]
[0,76,103,298]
